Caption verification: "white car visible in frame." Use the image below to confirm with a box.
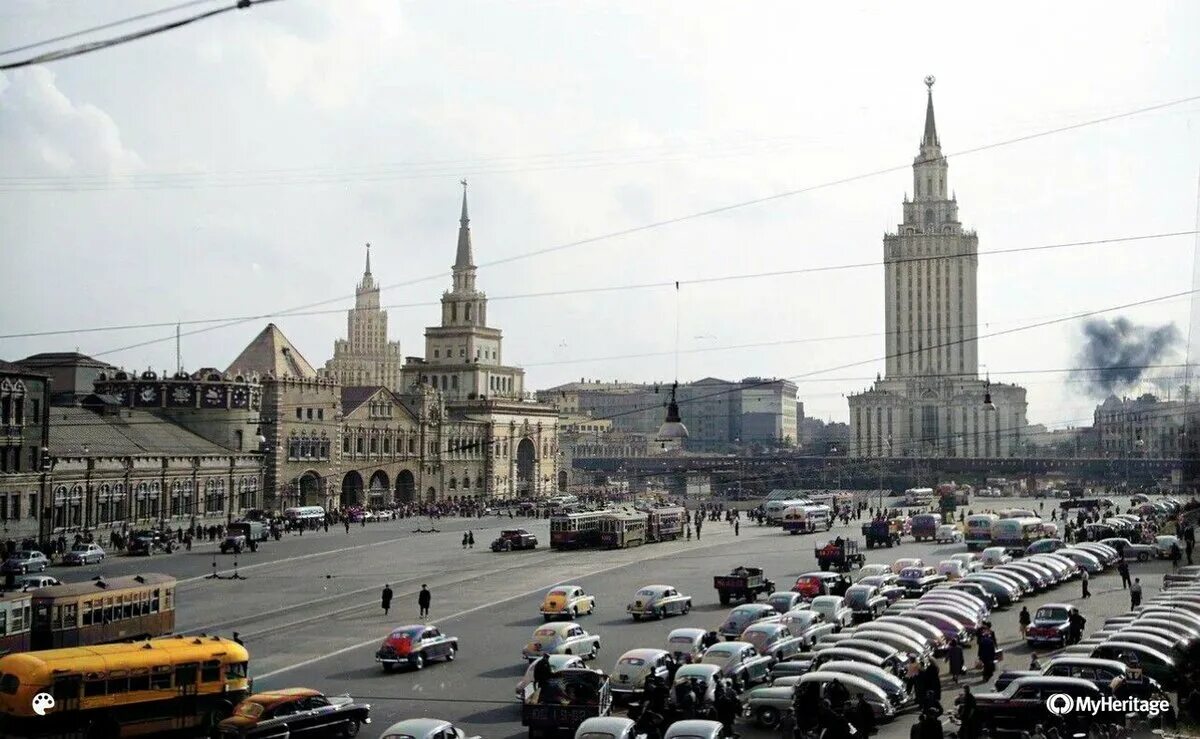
[855,564,893,581]
[935,525,963,544]
[981,547,1011,568]
[892,558,923,574]
[809,595,853,629]
[936,560,967,580]
[949,553,984,573]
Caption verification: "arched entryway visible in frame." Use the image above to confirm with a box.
[341,471,363,507]
[558,469,568,491]
[368,470,389,507]
[516,438,537,496]
[298,471,322,507]
[396,469,416,502]
[426,486,437,502]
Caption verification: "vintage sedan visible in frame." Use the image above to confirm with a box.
[973,677,1114,735]
[897,567,946,597]
[809,595,853,629]
[515,654,588,700]
[936,561,968,581]
[1025,604,1074,648]
[380,718,477,739]
[855,564,893,580]
[853,629,932,664]
[946,582,998,610]
[857,575,906,605]
[719,603,778,640]
[813,659,910,707]
[1099,537,1156,562]
[574,717,639,739]
[844,585,888,622]
[700,641,775,688]
[891,558,923,574]
[980,547,1011,568]
[666,627,709,664]
[522,622,601,661]
[627,584,692,621]
[1,550,49,574]
[741,622,806,661]
[610,648,673,699]
[669,663,723,709]
[948,553,984,573]
[663,720,724,739]
[12,574,60,591]
[217,688,371,739]
[743,672,895,728]
[1052,548,1103,575]
[1088,642,1180,690]
[765,591,808,614]
[935,525,963,544]
[62,543,106,565]
[993,657,1144,693]
[540,585,596,621]
[778,609,837,648]
[1154,535,1183,559]
[376,625,459,671]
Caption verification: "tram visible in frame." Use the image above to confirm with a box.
[29,574,176,651]
[646,506,686,542]
[599,510,648,548]
[0,590,32,655]
[549,510,608,550]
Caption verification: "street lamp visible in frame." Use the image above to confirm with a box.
[656,382,690,443]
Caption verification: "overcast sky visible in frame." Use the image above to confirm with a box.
[2,1,1199,429]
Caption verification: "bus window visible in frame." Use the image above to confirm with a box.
[201,660,221,683]
[52,606,62,630]
[84,677,106,697]
[82,600,93,626]
[123,594,133,620]
[128,670,150,692]
[52,675,80,704]
[103,597,114,623]
[0,673,19,694]
[226,662,248,680]
[63,603,77,628]
[0,610,6,636]
[151,589,160,613]
[107,676,128,694]
[175,663,197,687]
[150,666,171,690]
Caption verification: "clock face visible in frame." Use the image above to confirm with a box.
[232,388,248,408]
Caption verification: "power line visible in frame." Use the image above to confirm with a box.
[15,92,1197,360]
[0,0,217,56]
[0,0,282,72]
[4,229,1192,343]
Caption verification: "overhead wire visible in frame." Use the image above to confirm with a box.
[0,0,217,56]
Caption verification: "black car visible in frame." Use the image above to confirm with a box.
[218,689,371,738]
[972,676,1115,735]
[126,530,173,556]
[492,529,538,551]
[1025,604,1073,648]
[993,657,1155,694]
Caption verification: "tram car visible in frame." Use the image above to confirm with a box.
[550,510,609,550]
[600,510,648,549]
[646,506,686,542]
[29,573,176,650]
[0,590,31,655]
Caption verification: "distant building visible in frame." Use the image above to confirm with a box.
[17,352,115,405]
[321,245,404,390]
[1094,393,1196,458]
[848,78,1027,458]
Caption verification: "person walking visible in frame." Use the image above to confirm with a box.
[1118,559,1131,589]
[977,627,997,681]
[734,520,739,537]
[462,532,469,549]
[345,519,351,534]
[418,584,432,619]
[1171,542,1182,570]
[381,584,393,616]
[468,530,475,548]
[1080,567,1090,599]
[1018,606,1031,637]
[1130,577,1142,608]
[946,639,964,684]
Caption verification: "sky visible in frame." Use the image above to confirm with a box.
[2,1,1199,430]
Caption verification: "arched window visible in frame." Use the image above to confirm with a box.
[924,209,935,227]
[449,477,457,489]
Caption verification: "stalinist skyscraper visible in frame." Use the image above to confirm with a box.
[849,78,1027,458]
[322,244,404,389]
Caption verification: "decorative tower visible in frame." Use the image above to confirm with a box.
[322,243,404,389]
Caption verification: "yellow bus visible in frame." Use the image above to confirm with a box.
[0,635,249,738]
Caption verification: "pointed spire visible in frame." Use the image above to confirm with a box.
[364,242,372,277]
[922,75,939,147]
[455,179,474,269]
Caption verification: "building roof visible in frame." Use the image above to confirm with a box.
[225,323,318,379]
[48,405,240,457]
[0,359,48,378]
[17,352,115,370]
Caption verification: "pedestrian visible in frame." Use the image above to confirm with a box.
[532,653,552,694]
[468,530,475,548]
[418,584,431,619]
[381,584,393,616]
[1118,560,1131,589]
[946,639,964,684]
[345,519,351,534]
[1029,653,1041,670]
[1080,567,1090,599]
[1018,606,1030,637]
[1171,542,1182,570]
[977,628,996,681]
[734,520,739,536]
[232,631,244,646]
[462,532,469,549]
[1130,577,1142,608]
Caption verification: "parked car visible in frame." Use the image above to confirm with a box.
[972,677,1114,734]
[13,574,60,590]
[1025,538,1065,556]
[778,609,837,648]
[844,585,889,622]
[1075,542,1120,567]
[741,622,807,661]
[1055,548,1103,574]
[610,648,672,700]
[1,550,50,574]
[218,688,371,738]
[809,596,853,629]
[874,616,948,653]
[669,664,723,709]
[993,657,1148,693]
[540,585,596,621]
[948,553,984,573]
[515,654,587,700]
[720,604,778,640]
[1025,604,1073,648]
[126,530,174,556]
[935,525,962,544]
[812,659,910,707]
[792,571,848,599]
[854,564,893,580]
[522,622,601,661]
[62,543,105,565]
[627,584,692,621]
[573,718,638,739]
[663,720,724,739]
[857,575,906,604]
[936,561,967,581]
[380,718,476,739]
[852,628,932,665]
[903,610,970,645]
[666,627,709,664]
[980,547,1011,568]
[891,558,923,574]
[1088,642,1180,689]
[765,591,808,614]
[699,641,775,687]
[377,624,458,671]
[1099,538,1156,562]
[1153,535,1183,559]
[897,567,946,597]
[793,672,896,720]
[946,582,998,610]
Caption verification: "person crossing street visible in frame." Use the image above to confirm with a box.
[418,584,432,619]
[381,584,393,616]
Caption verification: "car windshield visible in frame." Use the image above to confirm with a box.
[534,628,559,637]
[732,607,761,618]
[670,636,696,645]
[578,734,617,739]
[619,657,647,667]
[70,545,90,552]
[637,589,659,597]
[702,648,735,664]
[899,568,924,578]
[548,590,569,597]
[742,631,770,651]
[844,588,871,605]
[234,701,265,719]
[389,627,423,640]
[788,612,817,627]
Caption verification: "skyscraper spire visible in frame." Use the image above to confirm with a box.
[364,242,372,277]
[455,179,474,269]
[922,75,939,148]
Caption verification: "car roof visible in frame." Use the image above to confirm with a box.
[244,688,322,707]
[538,621,581,634]
[800,671,888,698]
[549,584,582,592]
[664,719,724,738]
[707,641,751,652]
[578,717,636,733]
[620,648,667,660]
[743,622,785,633]
[1035,603,1074,611]
[381,718,454,736]
[676,663,722,677]
[638,584,673,591]
[669,627,708,637]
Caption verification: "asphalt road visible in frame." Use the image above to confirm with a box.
[33,497,1181,738]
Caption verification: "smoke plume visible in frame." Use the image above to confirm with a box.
[1075,317,1180,397]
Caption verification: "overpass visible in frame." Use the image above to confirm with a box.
[572,454,1185,489]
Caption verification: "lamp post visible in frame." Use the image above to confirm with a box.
[38,445,51,549]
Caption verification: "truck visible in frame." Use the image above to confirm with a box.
[521,668,612,738]
[713,566,776,605]
[814,539,865,572]
[492,529,539,551]
[861,518,902,549]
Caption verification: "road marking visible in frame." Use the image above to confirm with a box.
[252,532,739,682]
